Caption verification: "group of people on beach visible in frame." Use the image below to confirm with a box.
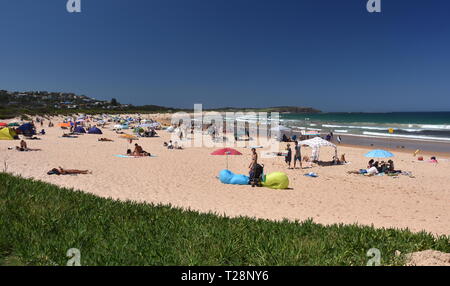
[284,141,303,169]
[163,140,183,150]
[348,159,400,176]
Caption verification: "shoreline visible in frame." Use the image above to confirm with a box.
[335,134,450,157]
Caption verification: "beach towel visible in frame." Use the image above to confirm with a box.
[114,154,157,158]
[304,172,318,178]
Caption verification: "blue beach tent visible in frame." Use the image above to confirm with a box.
[88,126,103,134]
[17,123,36,136]
[74,126,86,133]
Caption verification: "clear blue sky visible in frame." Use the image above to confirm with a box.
[1,0,449,112]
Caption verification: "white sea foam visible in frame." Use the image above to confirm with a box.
[418,124,450,130]
[322,124,389,131]
[362,132,450,142]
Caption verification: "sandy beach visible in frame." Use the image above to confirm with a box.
[1,115,449,236]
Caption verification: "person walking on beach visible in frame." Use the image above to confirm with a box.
[293,141,302,169]
[249,148,258,171]
[285,144,292,169]
[337,135,342,144]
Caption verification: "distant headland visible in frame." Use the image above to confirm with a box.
[0,89,320,119]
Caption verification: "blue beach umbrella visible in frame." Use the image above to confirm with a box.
[364,149,394,158]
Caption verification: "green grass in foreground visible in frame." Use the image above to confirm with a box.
[0,173,448,266]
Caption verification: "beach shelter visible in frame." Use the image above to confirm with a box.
[87,126,103,134]
[271,126,292,141]
[211,148,242,169]
[0,127,17,140]
[364,149,394,158]
[17,123,36,136]
[73,126,86,133]
[299,136,337,161]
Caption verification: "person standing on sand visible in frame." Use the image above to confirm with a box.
[249,148,258,171]
[285,144,292,169]
[293,141,302,169]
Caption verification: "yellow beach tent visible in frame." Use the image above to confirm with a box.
[0,127,17,140]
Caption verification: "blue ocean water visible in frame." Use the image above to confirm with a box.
[280,112,450,142]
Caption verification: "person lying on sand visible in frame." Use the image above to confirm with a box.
[16,146,42,152]
[348,161,379,176]
[366,162,380,176]
[15,140,42,152]
[47,167,92,175]
[62,133,78,138]
[98,138,113,142]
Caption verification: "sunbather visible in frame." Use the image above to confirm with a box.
[98,138,113,142]
[348,161,379,176]
[15,140,41,151]
[47,167,92,175]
